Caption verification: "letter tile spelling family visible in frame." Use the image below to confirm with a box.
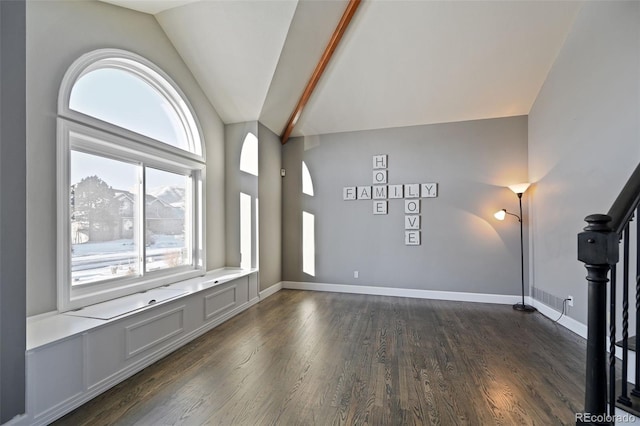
[342,155,438,246]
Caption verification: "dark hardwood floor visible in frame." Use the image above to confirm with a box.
[53,290,586,425]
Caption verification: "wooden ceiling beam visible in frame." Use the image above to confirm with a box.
[281,0,362,144]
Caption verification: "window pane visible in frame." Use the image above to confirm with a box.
[239,133,258,176]
[302,211,315,276]
[145,168,189,272]
[240,192,252,269]
[71,151,139,285]
[70,68,190,151]
[302,161,314,196]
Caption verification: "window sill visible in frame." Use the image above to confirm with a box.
[27,267,258,351]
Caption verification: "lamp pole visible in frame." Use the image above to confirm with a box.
[514,192,535,312]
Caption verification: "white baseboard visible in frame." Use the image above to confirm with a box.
[530,298,588,339]
[2,414,29,426]
[282,281,522,305]
[259,282,282,300]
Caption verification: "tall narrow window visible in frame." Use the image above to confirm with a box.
[302,161,316,276]
[255,198,260,270]
[302,212,315,276]
[58,49,205,311]
[240,193,252,270]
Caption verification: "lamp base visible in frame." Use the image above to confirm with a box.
[513,303,536,312]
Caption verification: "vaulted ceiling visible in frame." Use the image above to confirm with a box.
[101,0,582,139]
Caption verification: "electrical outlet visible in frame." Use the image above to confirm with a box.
[567,295,574,307]
[354,271,359,279]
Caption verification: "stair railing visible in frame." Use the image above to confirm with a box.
[578,162,640,424]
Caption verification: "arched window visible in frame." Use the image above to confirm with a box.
[302,161,314,196]
[57,49,205,311]
[239,132,258,176]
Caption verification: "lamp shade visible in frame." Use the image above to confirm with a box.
[494,209,506,220]
[508,183,530,195]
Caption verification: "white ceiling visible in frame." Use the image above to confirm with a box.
[102,0,200,15]
[156,0,299,124]
[100,0,583,139]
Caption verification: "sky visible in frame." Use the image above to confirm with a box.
[70,68,188,150]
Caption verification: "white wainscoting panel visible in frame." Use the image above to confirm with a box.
[125,306,185,358]
[27,334,85,424]
[204,286,237,320]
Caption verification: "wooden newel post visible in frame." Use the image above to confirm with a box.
[577,214,619,424]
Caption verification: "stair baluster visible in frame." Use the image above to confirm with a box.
[633,207,640,399]
[618,223,632,406]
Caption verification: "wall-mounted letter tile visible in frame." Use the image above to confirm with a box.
[404,183,420,198]
[373,154,387,169]
[373,185,387,199]
[405,231,421,245]
[358,186,372,200]
[421,183,438,198]
[388,184,403,199]
[373,170,388,184]
[373,201,388,215]
[405,215,420,230]
[343,187,357,200]
[405,199,420,214]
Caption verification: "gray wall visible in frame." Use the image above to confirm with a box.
[257,123,282,291]
[528,1,640,324]
[283,116,529,295]
[0,1,26,421]
[26,1,226,316]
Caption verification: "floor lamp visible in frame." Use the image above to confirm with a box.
[495,183,536,313]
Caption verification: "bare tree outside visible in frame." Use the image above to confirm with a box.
[71,175,118,242]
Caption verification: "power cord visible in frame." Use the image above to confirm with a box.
[553,298,571,323]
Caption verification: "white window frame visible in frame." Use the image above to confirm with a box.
[57,49,206,312]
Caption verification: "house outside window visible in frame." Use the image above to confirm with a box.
[57,49,206,311]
